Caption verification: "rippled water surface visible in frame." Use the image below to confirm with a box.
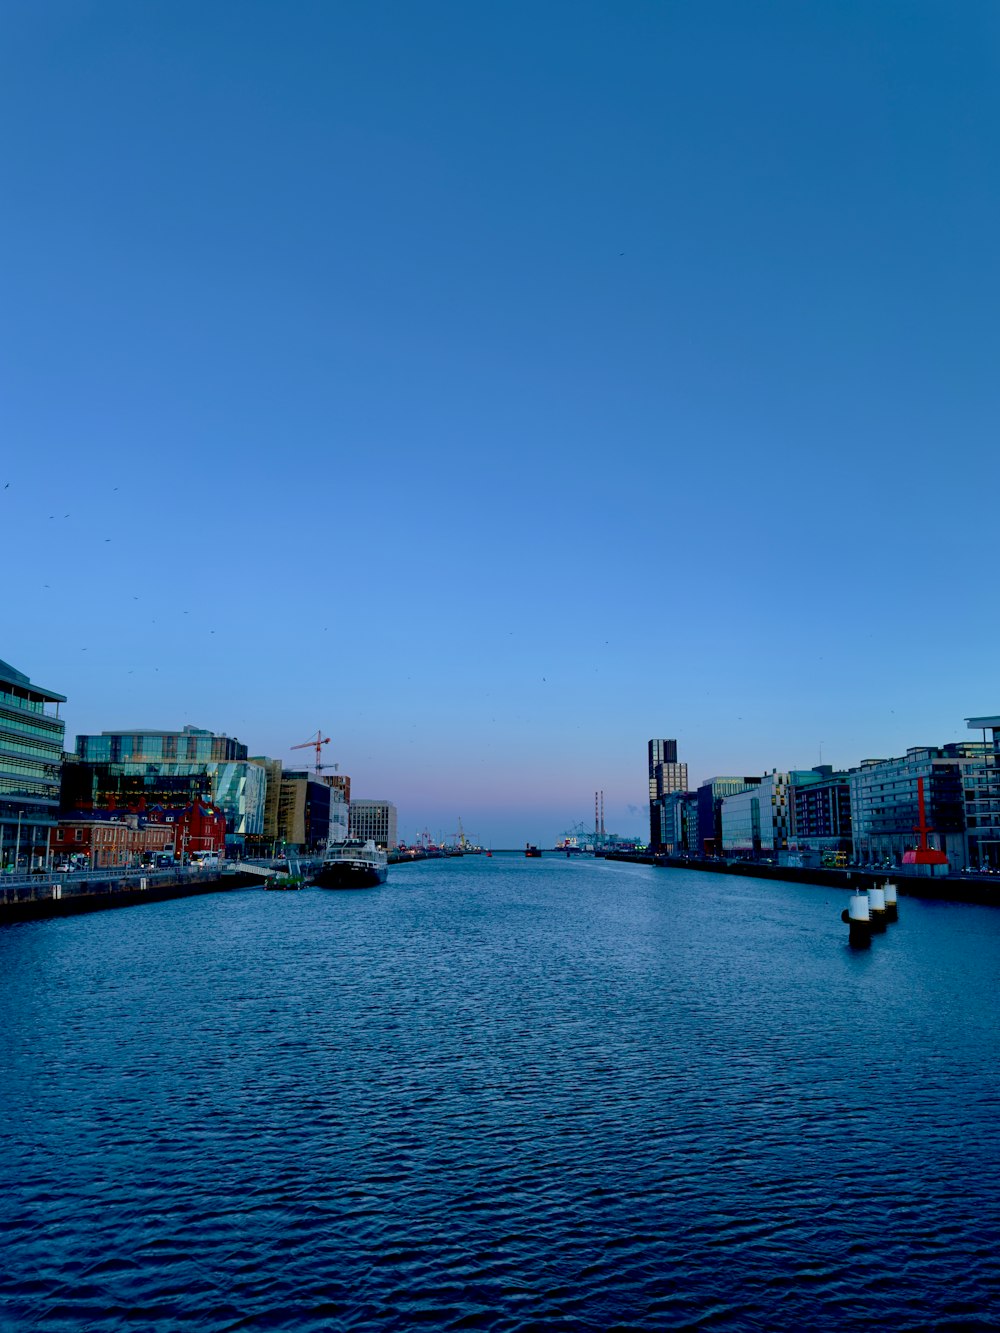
[2,856,999,1331]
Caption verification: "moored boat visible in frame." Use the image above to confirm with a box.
[314,838,388,889]
[265,873,304,890]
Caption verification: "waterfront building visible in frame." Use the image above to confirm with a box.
[720,786,759,854]
[721,770,826,856]
[77,726,248,764]
[277,771,332,851]
[52,813,174,868]
[142,801,228,860]
[655,790,700,855]
[849,743,983,871]
[697,776,760,857]
[70,725,265,848]
[324,773,351,806]
[349,799,398,849]
[249,762,284,842]
[791,766,852,853]
[321,777,349,844]
[648,739,688,848]
[0,657,66,871]
[965,716,1000,869]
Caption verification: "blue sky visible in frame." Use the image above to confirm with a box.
[3,1,998,845]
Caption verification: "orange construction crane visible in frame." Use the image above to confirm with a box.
[291,730,331,776]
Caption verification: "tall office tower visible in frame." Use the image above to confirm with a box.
[648,738,688,848]
[648,739,687,799]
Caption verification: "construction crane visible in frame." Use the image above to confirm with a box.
[291,730,333,777]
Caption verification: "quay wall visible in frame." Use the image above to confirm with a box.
[599,851,1000,906]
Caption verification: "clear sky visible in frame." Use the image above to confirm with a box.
[3,1,998,846]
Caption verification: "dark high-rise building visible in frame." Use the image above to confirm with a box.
[648,738,688,848]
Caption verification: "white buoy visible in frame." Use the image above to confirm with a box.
[868,886,887,932]
[841,892,872,947]
[883,881,898,922]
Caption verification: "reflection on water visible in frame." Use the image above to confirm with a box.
[2,855,998,1330]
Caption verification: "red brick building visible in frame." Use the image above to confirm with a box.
[54,801,227,867]
[142,801,227,859]
[53,816,174,868]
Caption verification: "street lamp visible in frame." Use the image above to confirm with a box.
[14,810,23,874]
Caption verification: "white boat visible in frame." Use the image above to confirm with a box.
[313,839,388,890]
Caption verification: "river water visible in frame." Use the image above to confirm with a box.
[1,855,998,1331]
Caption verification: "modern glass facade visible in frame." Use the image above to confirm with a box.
[698,776,760,856]
[722,771,824,854]
[250,757,284,843]
[656,791,699,854]
[64,759,265,842]
[965,717,1000,869]
[848,746,973,870]
[77,726,248,764]
[70,726,261,844]
[721,787,760,853]
[0,658,66,869]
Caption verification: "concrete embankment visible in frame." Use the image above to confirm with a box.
[598,851,1000,905]
[0,868,265,926]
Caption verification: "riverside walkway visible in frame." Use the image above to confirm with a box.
[0,859,316,925]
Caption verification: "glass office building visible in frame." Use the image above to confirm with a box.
[656,790,699,855]
[697,776,760,856]
[720,786,761,854]
[77,726,248,764]
[848,746,973,870]
[722,771,825,855]
[964,716,1000,869]
[70,727,264,844]
[0,658,66,870]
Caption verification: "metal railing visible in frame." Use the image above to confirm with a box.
[0,865,207,905]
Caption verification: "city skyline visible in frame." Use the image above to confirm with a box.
[4,650,994,849]
[4,3,998,845]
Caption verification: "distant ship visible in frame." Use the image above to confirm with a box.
[525,844,542,858]
[313,839,388,889]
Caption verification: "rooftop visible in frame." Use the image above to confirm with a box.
[0,657,67,704]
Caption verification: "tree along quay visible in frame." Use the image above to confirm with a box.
[598,850,1000,906]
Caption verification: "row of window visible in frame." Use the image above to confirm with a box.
[0,778,56,799]
[0,710,64,742]
[0,737,64,764]
[0,688,55,717]
[0,756,60,783]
